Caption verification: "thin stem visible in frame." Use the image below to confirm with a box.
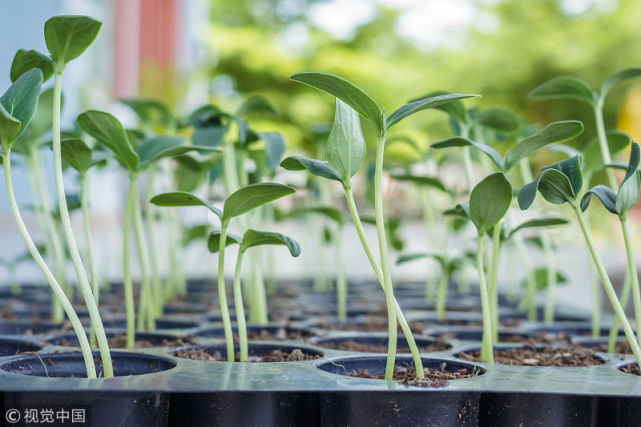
[621,216,641,347]
[233,249,248,361]
[80,173,100,347]
[607,272,630,353]
[123,175,137,347]
[436,266,448,322]
[3,148,96,378]
[489,224,501,341]
[52,70,112,377]
[593,99,618,189]
[218,220,235,361]
[460,123,475,190]
[144,165,163,316]
[573,204,641,365]
[335,225,347,321]
[345,185,423,378]
[476,232,494,363]
[542,233,557,324]
[132,184,154,331]
[590,263,601,338]
[513,233,537,321]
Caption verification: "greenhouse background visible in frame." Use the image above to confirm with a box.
[1,0,641,315]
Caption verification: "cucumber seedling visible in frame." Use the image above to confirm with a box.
[151,182,296,361]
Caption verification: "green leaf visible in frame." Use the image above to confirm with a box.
[432,136,504,170]
[469,172,512,233]
[240,229,300,256]
[120,99,173,125]
[175,155,207,192]
[616,142,641,215]
[528,76,594,104]
[10,49,55,82]
[410,91,467,123]
[223,183,295,220]
[290,72,383,131]
[548,144,581,158]
[519,164,579,210]
[326,99,366,183]
[396,252,443,266]
[521,267,567,291]
[504,121,584,170]
[259,132,286,171]
[601,68,641,97]
[476,107,520,132]
[387,93,480,129]
[280,156,342,182]
[77,110,139,171]
[237,95,277,116]
[137,136,221,169]
[207,230,242,253]
[543,155,583,197]
[285,206,343,223]
[60,138,92,172]
[0,68,43,143]
[390,173,448,193]
[183,224,210,246]
[0,104,21,146]
[506,217,570,240]
[150,191,222,218]
[44,15,102,66]
[444,203,471,220]
[580,185,618,214]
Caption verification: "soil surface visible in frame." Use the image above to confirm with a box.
[458,344,605,367]
[621,364,641,376]
[347,362,481,387]
[588,340,632,354]
[316,338,450,353]
[55,334,197,349]
[174,347,321,362]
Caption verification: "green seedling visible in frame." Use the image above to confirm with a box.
[78,110,219,345]
[580,142,641,351]
[208,229,300,361]
[283,72,477,380]
[0,69,96,378]
[151,182,295,361]
[518,154,641,366]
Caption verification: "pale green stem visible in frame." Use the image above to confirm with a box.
[218,220,235,361]
[3,148,96,378]
[476,232,494,363]
[132,185,154,331]
[542,233,557,324]
[513,233,537,320]
[620,216,641,347]
[489,224,501,341]
[573,204,641,365]
[233,249,248,361]
[80,173,100,347]
[590,263,601,338]
[608,272,630,352]
[52,70,112,377]
[460,123,475,190]
[436,266,448,322]
[144,165,163,315]
[593,98,618,189]
[8,265,20,296]
[335,224,347,321]
[345,186,424,378]
[124,175,137,347]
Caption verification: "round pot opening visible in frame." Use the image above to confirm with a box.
[172,342,324,363]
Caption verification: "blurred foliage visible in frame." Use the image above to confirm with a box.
[197,0,641,168]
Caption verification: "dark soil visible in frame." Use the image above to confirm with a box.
[621,364,641,376]
[347,362,481,387]
[245,328,309,341]
[589,340,632,354]
[174,347,321,362]
[458,344,605,367]
[317,338,450,353]
[55,334,197,349]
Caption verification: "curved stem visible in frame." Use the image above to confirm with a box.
[132,184,154,331]
[3,148,96,378]
[573,205,641,365]
[234,249,248,361]
[621,217,641,347]
[80,173,100,347]
[489,224,501,341]
[124,175,137,347]
[476,232,494,363]
[218,220,235,361]
[52,71,112,377]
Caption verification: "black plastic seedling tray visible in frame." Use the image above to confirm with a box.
[0,283,639,427]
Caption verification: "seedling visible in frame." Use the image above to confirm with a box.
[151,182,295,361]
[0,69,96,377]
[208,229,300,361]
[282,72,477,380]
[78,110,219,345]
[518,154,641,365]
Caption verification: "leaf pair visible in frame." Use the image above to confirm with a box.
[208,229,300,258]
[581,142,641,217]
[432,120,584,171]
[150,182,295,223]
[518,156,584,209]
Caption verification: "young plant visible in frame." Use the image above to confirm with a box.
[151,183,295,361]
[78,111,219,344]
[0,69,96,377]
[518,154,641,365]
[208,229,300,361]
[283,72,477,380]
[580,142,641,350]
